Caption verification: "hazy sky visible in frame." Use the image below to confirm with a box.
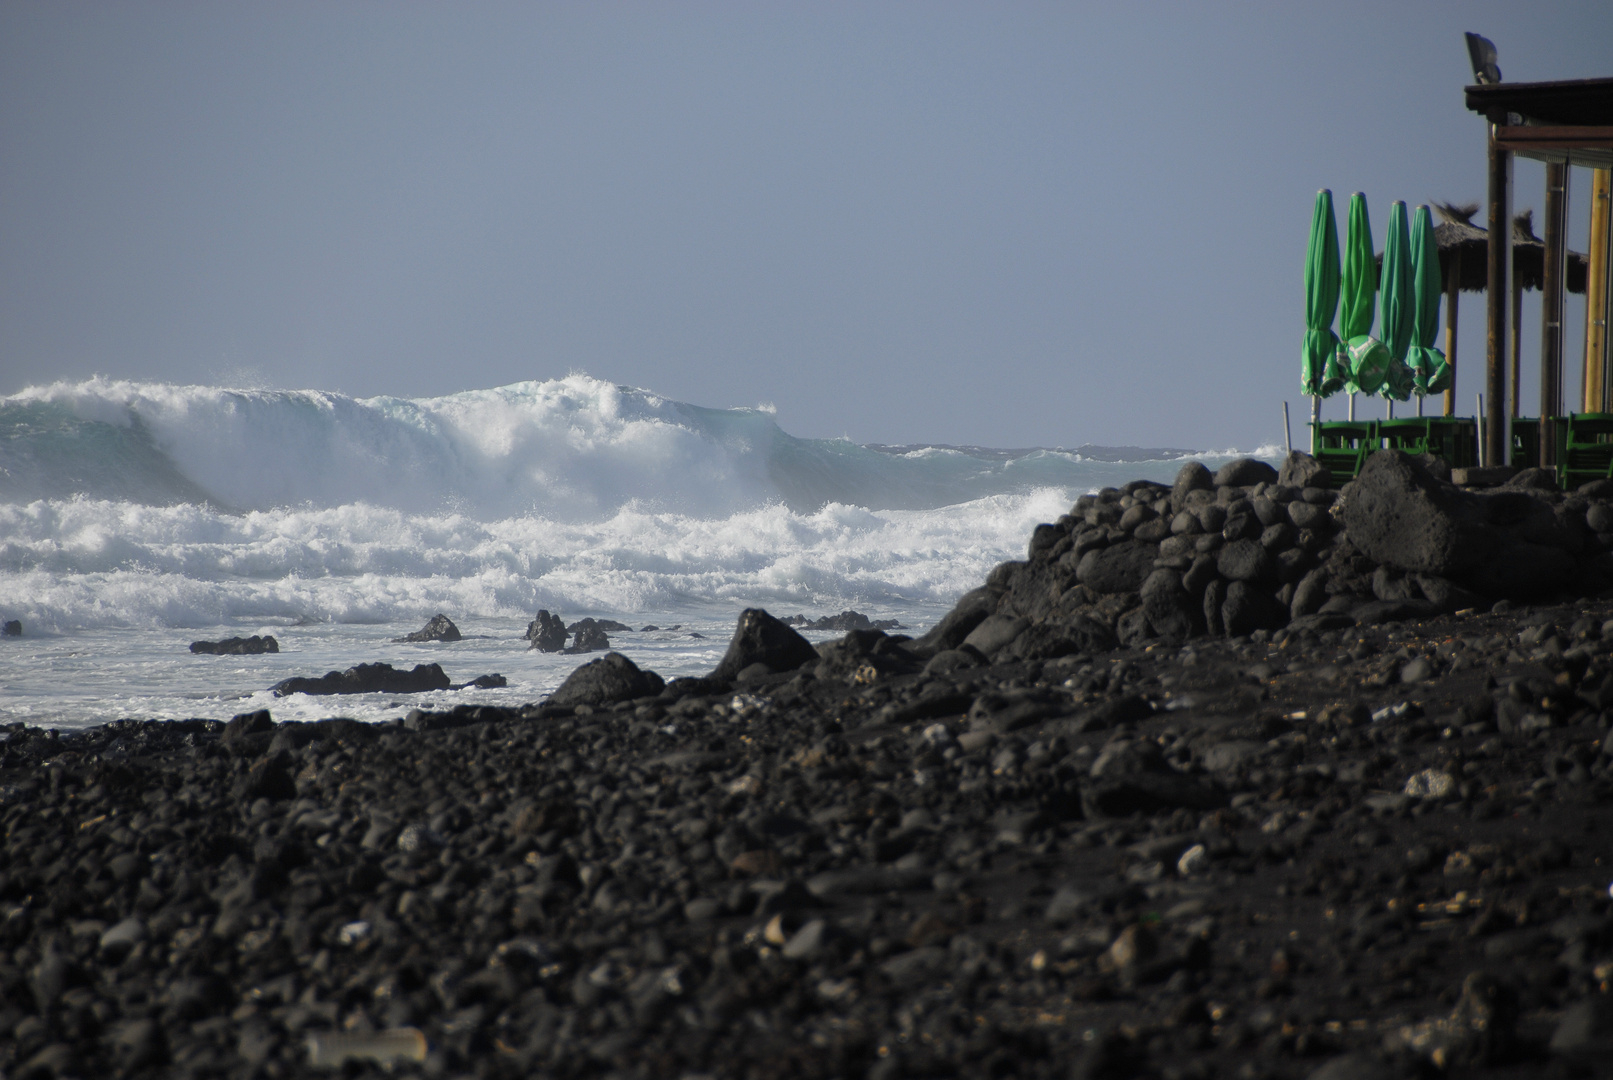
[3,2,1611,449]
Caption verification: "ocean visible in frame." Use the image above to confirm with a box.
[0,374,1277,729]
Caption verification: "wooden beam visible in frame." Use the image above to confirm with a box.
[1541,162,1566,466]
[1495,125,1613,151]
[1486,129,1510,466]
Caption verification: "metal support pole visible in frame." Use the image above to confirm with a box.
[1444,251,1461,417]
[1509,274,1522,419]
[1485,128,1511,466]
[1541,162,1567,467]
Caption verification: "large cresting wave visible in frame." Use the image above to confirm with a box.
[1,375,1252,518]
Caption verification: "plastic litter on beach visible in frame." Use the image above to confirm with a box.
[306,1028,428,1069]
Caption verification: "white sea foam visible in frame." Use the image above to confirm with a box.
[0,374,1278,728]
[0,490,1073,632]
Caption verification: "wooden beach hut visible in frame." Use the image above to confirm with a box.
[1461,46,1613,468]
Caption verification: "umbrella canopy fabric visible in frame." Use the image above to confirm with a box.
[1378,201,1415,401]
[1302,190,1343,397]
[1408,204,1451,395]
[1340,193,1386,395]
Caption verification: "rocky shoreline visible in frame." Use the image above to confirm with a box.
[5,453,1613,1078]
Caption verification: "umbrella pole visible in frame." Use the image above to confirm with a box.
[1387,399,1393,420]
[1283,401,1292,455]
[1348,394,1355,422]
[1310,397,1321,454]
[1417,394,1424,418]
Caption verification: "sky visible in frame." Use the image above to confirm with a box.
[2,2,1611,451]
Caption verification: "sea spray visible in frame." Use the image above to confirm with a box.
[0,373,1279,728]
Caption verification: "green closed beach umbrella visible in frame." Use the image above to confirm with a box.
[1302,189,1343,397]
[1340,193,1386,396]
[1407,204,1450,395]
[1378,200,1415,402]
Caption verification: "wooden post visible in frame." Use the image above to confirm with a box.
[1588,168,1612,414]
[1541,162,1567,466]
[1444,250,1460,417]
[1485,128,1510,466]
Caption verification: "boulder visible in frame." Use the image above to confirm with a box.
[1222,581,1286,636]
[1010,615,1116,659]
[1139,569,1196,642]
[1216,539,1273,582]
[801,610,902,632]
[1170,461,1214,513]
[1214,457,1279,488]
[270,662,452,697]
[710,609,820,682]
[525,610,568,652]
[910,587,996,656]
[1503,467,1558,491]
[563,625,611,654]
[393,614,461,643]
[815,629,920,682]
[960,614,1029,658]
[2,620,21,637]
[190,635,279,655]
[222,710,274,743]
[566,617,633,634]
[548,652,665,708]
[1278,451,1329,489]
[1075,540,1157,593]
[1340,451,1494,578]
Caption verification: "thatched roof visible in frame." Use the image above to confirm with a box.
[1397,201,1589,294]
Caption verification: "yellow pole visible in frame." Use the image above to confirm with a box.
[1587,169,1611,414]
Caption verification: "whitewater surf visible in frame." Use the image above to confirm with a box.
[0,374,1276,727]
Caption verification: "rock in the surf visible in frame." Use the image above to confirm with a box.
[2,620,20,637]
[563,625,611,654]
[526,610,567,652]
[189,635,279,655]
[547,651,664,707]
[567,617,633,634]
[710,608,820,682]
[393,614,462,643]
[270,662,452,697]
[802,610,902,632]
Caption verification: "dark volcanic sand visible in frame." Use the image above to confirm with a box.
[5,602,1613,1078]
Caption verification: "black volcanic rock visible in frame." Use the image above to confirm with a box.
[563,625,610,654]
[189,635,278,655]
[2,620,20,637]
[814,629,920,683]
[270,661,452,697]
[1339,451,1489,578]
[566,617,633,634]
[910,587,997,656]
[547,651,664,707]
[710,608,820,681]
[1214,456,1279,487]
[393,613,461,643]
[525,609,567,652]
[801,610,903,632]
